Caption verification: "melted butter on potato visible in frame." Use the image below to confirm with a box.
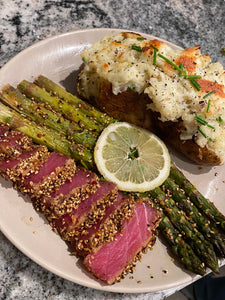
[79,32,225,164]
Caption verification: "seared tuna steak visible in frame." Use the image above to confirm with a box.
[84,200,161,284]
[0,126,161,285]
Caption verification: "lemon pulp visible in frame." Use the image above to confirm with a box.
[94,122,171,192]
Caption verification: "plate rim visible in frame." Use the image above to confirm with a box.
[0,27,183,73]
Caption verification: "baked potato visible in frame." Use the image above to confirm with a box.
[77,32,225,165]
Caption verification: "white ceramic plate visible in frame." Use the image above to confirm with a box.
[0,28,224,294]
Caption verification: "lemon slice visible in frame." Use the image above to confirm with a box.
[94,122,171,192]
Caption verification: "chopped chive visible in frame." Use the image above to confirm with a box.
[190,79,201,91]
[137,37,145,41]
[128,147,139,159]
[99,178,107,182]
[153,48,157,65]
[128,86,137,92]
[184,75,202,79]
[114,119,120,123]
[131,45,142,52]
[207,123,215,129]
[158,53,181,71]
[203,90,216,99]
[150,45,158,66]
[195,115,215,129]
[198,126,207,138]
[115,40,121,43]
[150,44,159,51]
[206,99,211,113]
[179,63,183,77]
[216,116,223,123]
[195,115,208,126]
[209,137,214,142]
[82,57,87,63]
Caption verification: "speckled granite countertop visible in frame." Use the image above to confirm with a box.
[1,1,225,299]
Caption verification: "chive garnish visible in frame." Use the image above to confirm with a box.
[137,37,145,41]
[184,75,202,79]
[82,57,87,63]
[179,63,183,77]
[114,119,120,123]
[158,53,181,71]
[128,147,139,159]
[207,123,215,129]
[216,116,223,123]
[150,44,159,51]
[190,79,201,91]
[209,137,214,142]
[203,90,216,99]
[198,126,207,138]
[99,178,107,182]
[115,40,121,43]
[195,115,215,129]
[153,49,157,65]
[150,45,158,66]
[206,99,211,113]
[131,45,142,52]
[128,86,137,92]
[195,115,208,126]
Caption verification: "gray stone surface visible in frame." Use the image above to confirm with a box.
[0,0,225,299]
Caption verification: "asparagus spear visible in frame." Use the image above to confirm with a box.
[34,75,114,126]
[170,166,225,232]
[0,102,94,169]
[159,214,205,275]
[149,187,219,273]
[163,178,225,256]
[0,85,97,149]
[17,80,103,132]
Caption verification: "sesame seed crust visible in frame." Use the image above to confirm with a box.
[30,158,77,210]
[0,145,49,183]
[76,194,136,254]
[44,172,99,222]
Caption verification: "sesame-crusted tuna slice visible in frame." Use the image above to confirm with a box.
[41,167,99,219]
[84,200,161,284]
[0,129,34,160]
[22,152,76,202]
[51,181,118,241]
[72,191,126,256]
[0,145,49,182]
[75,193,136,256]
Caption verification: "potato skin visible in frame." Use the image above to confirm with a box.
[154,119,221,165]
[77,78,221,165]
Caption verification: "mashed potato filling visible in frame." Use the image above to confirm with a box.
[80,32,225,163]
